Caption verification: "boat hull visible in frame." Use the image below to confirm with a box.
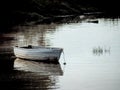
[13,46,63,62]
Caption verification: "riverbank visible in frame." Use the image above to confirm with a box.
[0,0,120,30]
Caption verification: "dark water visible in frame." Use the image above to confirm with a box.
[0,16,120,90]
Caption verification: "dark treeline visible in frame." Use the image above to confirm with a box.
[0,0,119,29]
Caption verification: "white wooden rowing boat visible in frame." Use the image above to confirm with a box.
[13,45,63,62]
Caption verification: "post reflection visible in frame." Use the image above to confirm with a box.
[92,46,111,56]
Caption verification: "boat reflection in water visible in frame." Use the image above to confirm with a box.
[0,58,63,90]
[6,58,64,90]
[14,58,63,76]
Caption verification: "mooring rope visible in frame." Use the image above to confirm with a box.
[62,50,66,65]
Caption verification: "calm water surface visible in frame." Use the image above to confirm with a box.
[0,18,120,90]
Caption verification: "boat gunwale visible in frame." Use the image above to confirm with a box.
[14,46,63,51]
